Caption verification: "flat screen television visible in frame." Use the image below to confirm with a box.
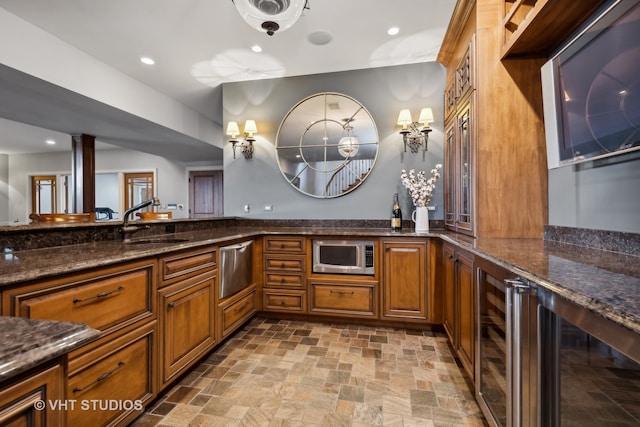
[542,0,640,169]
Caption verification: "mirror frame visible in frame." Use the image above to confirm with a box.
[275,92,379,198]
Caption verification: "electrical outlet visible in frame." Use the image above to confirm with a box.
[264,205,273,211]
[427,205,436,211]
[244,204,250,213]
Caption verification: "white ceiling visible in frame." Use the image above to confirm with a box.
[0,0,455,159]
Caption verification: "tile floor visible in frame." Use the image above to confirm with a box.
[130,317,486,426]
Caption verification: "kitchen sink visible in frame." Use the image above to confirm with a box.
[127,238,190,245]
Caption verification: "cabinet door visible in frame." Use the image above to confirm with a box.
[456,251,475,381]
[442,244,456,343]
[0,362,65,427]
[444,121,457,229]
[382,240,427,320]
[456,99,474,234]
[159,272,216,388]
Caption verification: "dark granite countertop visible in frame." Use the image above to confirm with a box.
[0,226,639,337]
[0,316,99,382]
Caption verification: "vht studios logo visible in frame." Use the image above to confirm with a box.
[34,400,143,411]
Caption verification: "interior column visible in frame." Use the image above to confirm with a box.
[71,134,95,216]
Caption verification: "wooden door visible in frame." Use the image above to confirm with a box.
[189,170,223,218]
[124,172,154,212]
[31,175,57,214]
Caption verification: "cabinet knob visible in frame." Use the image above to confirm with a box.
[168,302,175,308]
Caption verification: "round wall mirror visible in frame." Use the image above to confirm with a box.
[275,92,379,198]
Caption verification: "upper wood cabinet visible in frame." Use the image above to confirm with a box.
[501,0,606,58]
[444,90,475,235]
[438,0,548,238]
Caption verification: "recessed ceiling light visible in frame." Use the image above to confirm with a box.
[45,139,56,145]
[140,57,155,65]
[251,45,263,53]
[387,27,400,36]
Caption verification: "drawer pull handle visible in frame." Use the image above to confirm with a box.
[72,361,125,394]
[73,286,124,304]
[234,301,250,313]
[330,290,354,296]
[280,300,286,305]
[281,262,286,268]
[280,277,285,283]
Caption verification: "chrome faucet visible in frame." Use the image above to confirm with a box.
[119,197,160,242]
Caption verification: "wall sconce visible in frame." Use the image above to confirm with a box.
[227,120,257,159]
[397,108,433,153]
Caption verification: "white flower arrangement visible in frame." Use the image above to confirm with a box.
[400,164,443,207]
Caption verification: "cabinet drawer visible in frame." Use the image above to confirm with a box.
[310,282,377,317]
[264,272,305,288]
[220,286,257,338]
[3,261,154,332]
[263,289,306,312]
[160,247,217,287]
[264,255,305,272]
[263,236,305,253]
[68,323,155,427]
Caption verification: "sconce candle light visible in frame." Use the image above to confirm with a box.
[397,108,433,153]
[227,120,257,159]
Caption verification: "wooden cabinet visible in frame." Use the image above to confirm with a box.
[1,259,158,426]
[1,259,156,334]
[157,247,217,390]
[218,285,257,339]
[261,236,307,313]
[0,360,65,427]
[381,239,428,320]
[438,0,548,238]
[309,279,377,318]
[443,243,475,381]
[68,323,155,427]
[501,0,606,57]
[444,93,474,235]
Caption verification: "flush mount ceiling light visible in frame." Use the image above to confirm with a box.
[232,0,309,36]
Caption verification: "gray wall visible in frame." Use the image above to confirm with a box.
[0,154,8,224]
[222,62,446,221]
[548,152,640,233]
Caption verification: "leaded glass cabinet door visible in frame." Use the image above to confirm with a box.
[444,96,474,235]
[444,122,457,228]
[457,98,473,234]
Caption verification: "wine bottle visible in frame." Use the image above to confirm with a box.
[391,193,402,231]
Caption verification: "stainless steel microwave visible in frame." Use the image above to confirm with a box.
[312,239,375,275]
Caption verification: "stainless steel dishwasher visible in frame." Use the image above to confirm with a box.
[219,240,253,299]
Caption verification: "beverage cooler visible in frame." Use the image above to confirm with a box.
[537,286,640,426]
[475,259,537,427]
[476,257,640,427]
